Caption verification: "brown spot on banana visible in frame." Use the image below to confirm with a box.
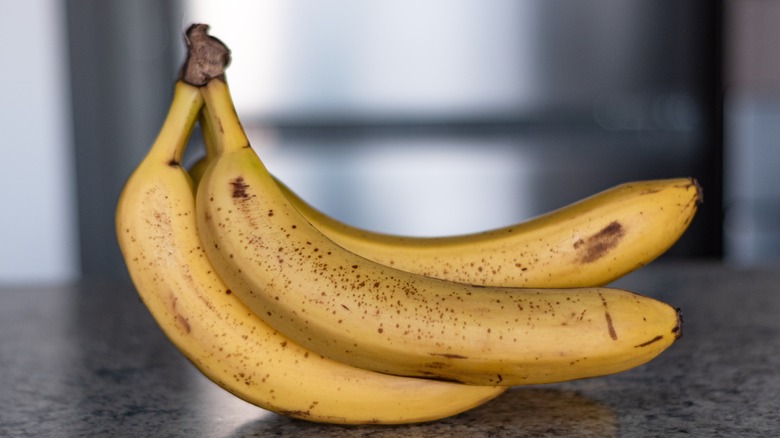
[598,293,618,340]
[634,335,664,348]
[604,312,617,340]
[230,177,250,199]
[575,221,626,263]
[176,314,191,334]
[170,296,191,334]
[429,353,469,359]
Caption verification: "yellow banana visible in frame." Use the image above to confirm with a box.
[191,107,699,288]
[279,177,699,287]
[196,72,683,386]
[116,79,505,424]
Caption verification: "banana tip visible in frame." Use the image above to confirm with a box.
[672,307,683,340]
[690,177,704,205]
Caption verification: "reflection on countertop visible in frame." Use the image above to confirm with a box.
[228,388,618,438]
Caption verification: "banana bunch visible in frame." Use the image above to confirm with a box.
[116,24,697,425]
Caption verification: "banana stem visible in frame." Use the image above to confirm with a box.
[180,24,231,87]
[199,105,218,157]
[145,82,203,166]
[201,79,250,153]
[181,24,247,154]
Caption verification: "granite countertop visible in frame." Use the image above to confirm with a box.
[1,261,778,437]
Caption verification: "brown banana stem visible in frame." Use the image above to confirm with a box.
[180,23,231,86]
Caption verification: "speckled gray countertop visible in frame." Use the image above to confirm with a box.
[1,261,779,437]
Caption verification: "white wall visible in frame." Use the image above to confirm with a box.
[182,0,540,120]
[0,1,80,285]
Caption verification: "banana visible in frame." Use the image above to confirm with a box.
[195,67,683,385]
[279,177,699,287]
[191,105,700,288]
[116,78,507,424]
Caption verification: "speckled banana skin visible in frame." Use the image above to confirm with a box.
[116,81,506,425]
[196,77,683,387]
[277,177,700,287]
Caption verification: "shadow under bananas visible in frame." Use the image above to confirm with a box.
[227,387,618,438]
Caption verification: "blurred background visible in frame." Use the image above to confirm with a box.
[1,0,778,286]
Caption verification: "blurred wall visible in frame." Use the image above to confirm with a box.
[66,0,181,280]
[724,0,780,265]
[0,1,80,285]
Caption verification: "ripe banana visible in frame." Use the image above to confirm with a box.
[196,73,683,386]
[191,108,700,288]
[278,177,699,287]
[116,80,506,424]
